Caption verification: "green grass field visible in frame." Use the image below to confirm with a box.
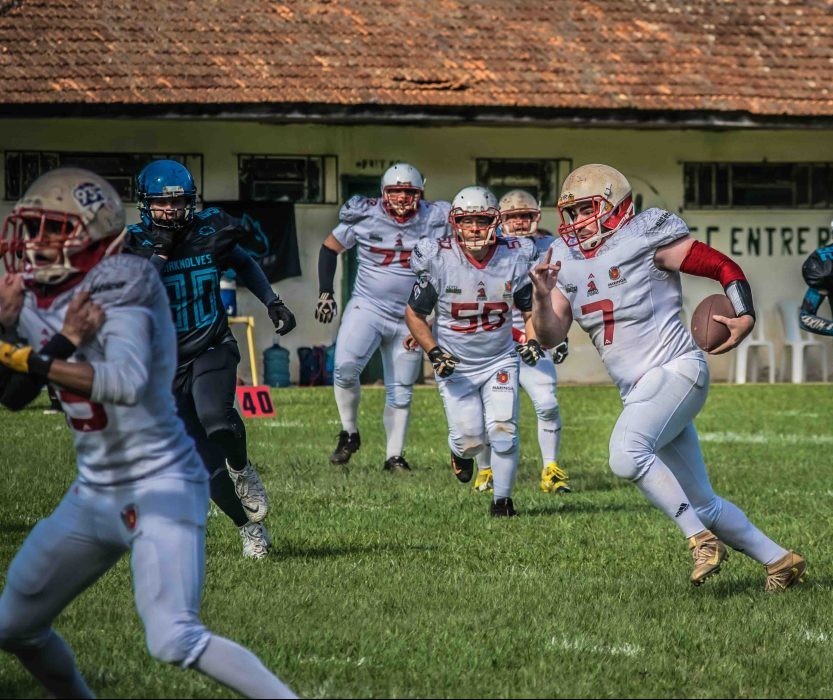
[1,384,832,699]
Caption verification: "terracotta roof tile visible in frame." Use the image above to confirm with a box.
[0,0,832,117]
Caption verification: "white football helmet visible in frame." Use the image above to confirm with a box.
[498,189,541,237]
[381,163,424,223]
[1,167,126,285]
[449,186,500,252]
[557,164,634,253]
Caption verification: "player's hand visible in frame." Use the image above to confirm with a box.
[428,345,460,378]
[0,340,33,374]
[516,338,544,366]
[0,274,25,332]
[267,299,297,336]
[315,292,338,324]
[61,291,105,347]
[403,334,421,352]
[152,228,177,258]
[709,314,755,355]
[552,339,569,365]
[528,247,561,297]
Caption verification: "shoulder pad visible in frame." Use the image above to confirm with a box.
[427,199,452,225]
[516,235,537,261]
[639,208,689,244]
[411,237,440,274]
[803,245,833,289]
[123,224,154,255]
[338,195,375,225]
[80,254,159,309]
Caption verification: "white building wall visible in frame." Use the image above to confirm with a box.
[2,118,831,385]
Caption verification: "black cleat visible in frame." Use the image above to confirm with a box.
[451,453,474,483]
[490,497,518,517]
[383,455,412,473]
[330,430,361,465]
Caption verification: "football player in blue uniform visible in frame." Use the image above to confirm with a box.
[125,160,296,558]
[799,242,833,337]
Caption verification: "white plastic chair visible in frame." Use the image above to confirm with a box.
[777,300,828,383]
[731,308,776,384]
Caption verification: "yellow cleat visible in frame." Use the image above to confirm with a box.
[765,551,806,592]
[540,462,571,493]
[688,529,728,586]
[473,468,494,493]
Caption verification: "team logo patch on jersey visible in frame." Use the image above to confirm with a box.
[608,266,620,281]
[369,233,383,242]
[477,282,487,300]
[607,266,627,288]
[505,281,512,293]
[198,225,216,237]
[445,285,462,294]
[395,234,404,249]
[121,504,139,531]
[587,275,599,296]
[564,283,577,293]
[496,370,509,384]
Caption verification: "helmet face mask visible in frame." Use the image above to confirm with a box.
[449,186,500,253]
[380,163,424,223]
[1,168,125,286]
[498,190,541,237]
[137,160,197,230]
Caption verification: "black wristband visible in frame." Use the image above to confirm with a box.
[318,244,339,294]
[42,333,77,360]
[27,352,54,379]
[724,280,756,319]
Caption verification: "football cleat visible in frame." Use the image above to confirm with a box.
[540,461,571,493]
[490,497,518,517]
[383,455,412,473]
[226,460,269,523]
[239,521,271,559]
[765,551,806,592]
[451,453,474,483]
[687,530,728,586]
[330,430,361,465]
[473,468,494,493]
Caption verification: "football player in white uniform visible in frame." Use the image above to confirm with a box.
[530,164,805,591]
[316,163,450,472]
[406,186,539,516]
[472,190,571,495]
[0,169,296,698]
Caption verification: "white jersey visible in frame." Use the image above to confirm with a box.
[333,195,451,319]
[17,254,201,486]
[511,233,555,339]
[551,208,701,398]
[411,236,537,374]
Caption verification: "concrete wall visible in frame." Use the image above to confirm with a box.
[2,118,831,384]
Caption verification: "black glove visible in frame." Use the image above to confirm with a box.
[552,339,569,365]
[516,338,544,366]
[267,299,296,336]
[152,228,177,258]
[315,291,338,324]
[428,346,460,378]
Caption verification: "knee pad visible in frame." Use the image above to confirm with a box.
[334,361,362,388]
[534,400,560,425]
[449,433,485,459]
[145,619,208,667]
[487,422,518,455]
[608,433,654,481]
[385,383,413,409]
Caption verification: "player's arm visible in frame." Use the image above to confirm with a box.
[405,274,459,377]
[514,284,544,365]
[0,332,78,411]
[529,248,573,347]
[799,287,833,336]
[227,245,296,336]
[315,234,346,323]
[655,235,755,353]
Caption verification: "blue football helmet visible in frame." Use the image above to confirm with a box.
[136,159,197,230]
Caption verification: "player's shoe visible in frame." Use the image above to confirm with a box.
[765,551,806,592]
[239,521,271,559]
[473,468,494,493]
[226,460,269,523]
[540,461,571,493]
[688,529,728,586]
[490,497,518,517]
[330,430,361,465]
[383,455,412,473]
[451,453,474,483]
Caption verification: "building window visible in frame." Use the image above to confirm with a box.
[475,158,572,206]
[238,155,338,204]
[4,152,203,202]
[684,162,833,209]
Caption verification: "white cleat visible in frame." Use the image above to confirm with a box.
[227,460,269,523]
[240,521,271,559]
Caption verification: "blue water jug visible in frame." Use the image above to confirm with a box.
[263,341,291,387]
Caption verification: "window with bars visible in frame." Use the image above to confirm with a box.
[684,162,833,209]
[4,152,203,202]
[238,155,338,204]
[475,158,572,206]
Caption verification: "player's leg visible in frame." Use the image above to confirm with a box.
[482,362,521,516]
[191,341,269,523]
[379,320,423,472]
[331,302,383,464]
[520,356,568,493]
[437,375,486,484]
[0,484,123,698]
[129,475,296,698]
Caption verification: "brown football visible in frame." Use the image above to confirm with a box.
[690,294,735,352]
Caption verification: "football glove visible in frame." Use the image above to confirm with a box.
[516,338,544,366]
[552,339,569,365]
[152,228,177,258]
[315,292,338,324]
[428,346,460,378]
[267,299,297,336]
[0,340,32,373]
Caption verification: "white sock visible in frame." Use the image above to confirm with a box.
[383,405,411,459]
[194,635,298,699]
[537,419,561,467]
[334,383,361,434]
[710,498,788,565]
[15,631,94,699]
[634,458,705,538]
[476,443,491,471]
[491,447,519,499]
